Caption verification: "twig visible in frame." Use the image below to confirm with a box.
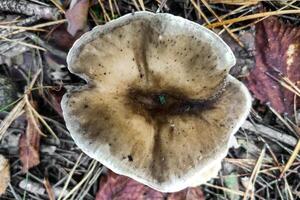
[0,0,60,20]
[242,120,297,146]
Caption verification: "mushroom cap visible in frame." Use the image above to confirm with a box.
[62,11,251,192]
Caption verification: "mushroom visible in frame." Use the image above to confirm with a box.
[62,11,251,192]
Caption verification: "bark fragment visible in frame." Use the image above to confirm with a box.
[0,0,60,20]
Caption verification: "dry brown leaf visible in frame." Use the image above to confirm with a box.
[95,171,205,200]
[65,0,90,36]
[19,101,41,172]
[246,17,300,115]
[0,154,10,196]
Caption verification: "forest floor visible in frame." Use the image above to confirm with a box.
[0,0,300,200]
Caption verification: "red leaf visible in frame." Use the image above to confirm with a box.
[246,17,300,114]
[19,102,41,172]
[95,171,205,200]
[95,171,165,200]
[65,0,90,36]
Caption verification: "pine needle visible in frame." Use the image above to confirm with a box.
[57,153,83,200]
[243,147,266,200]
[280,140,300,178]
[204,182,245,196]
[207,9,300,28]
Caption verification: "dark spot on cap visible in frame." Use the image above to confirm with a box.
[128,155,133,162]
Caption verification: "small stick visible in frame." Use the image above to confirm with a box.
[242,120,297,147]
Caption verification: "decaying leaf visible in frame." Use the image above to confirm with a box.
[247,17,300,115]
[0,154,10,196]
[65,0,90,36]
[95,171,205,200]
[47,25,78,52]
[19,102,41,172]
[95,171,165,200]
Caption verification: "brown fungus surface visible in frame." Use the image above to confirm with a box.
[62,11,251,192]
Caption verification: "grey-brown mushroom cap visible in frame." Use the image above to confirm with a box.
[62,11,251,192]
